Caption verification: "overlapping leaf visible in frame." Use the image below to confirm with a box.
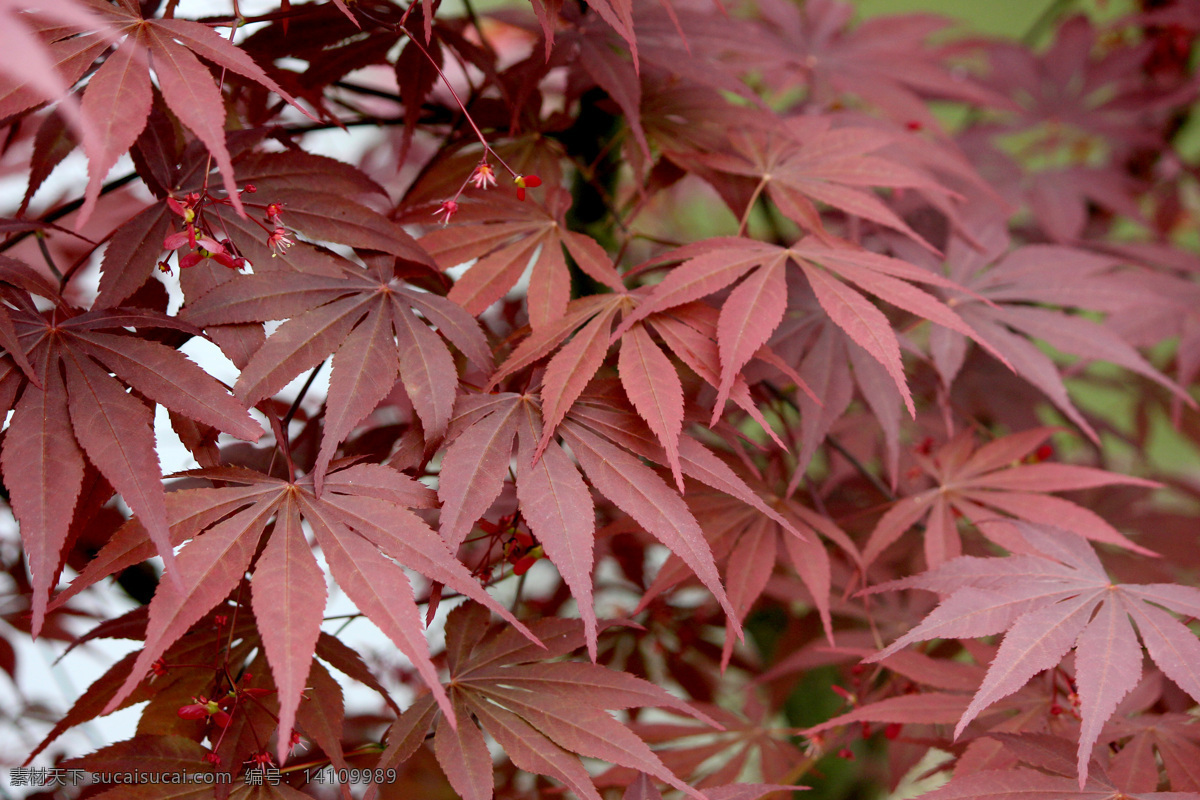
[919,733,1189,800]
[602,696,807,791]
[439,388,758,658]
[488,291,790,489]
[619,236,995,418]
[636,467,858,666]
[0,269,260,636]
[88,462,533,762]
[370,603,718,800]
[919,218,1191,441]
[866,522,1200,785]
[4,1,313,222]
[682,116,951,248]
[182,256,489,491]
[1106,712,1200,793]
[771,286,907,488]
[756,0,1015,129]
[863,428,1159,569]
[418,190,623,328]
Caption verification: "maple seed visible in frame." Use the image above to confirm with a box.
[514,174,542,201]
[178,696,232,728]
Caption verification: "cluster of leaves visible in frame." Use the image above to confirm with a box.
[2,0,1200,798]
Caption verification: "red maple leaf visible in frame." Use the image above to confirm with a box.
[85,462,535,763]
[866,522,1200,785]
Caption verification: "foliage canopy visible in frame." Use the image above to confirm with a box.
[2,0,1200,798]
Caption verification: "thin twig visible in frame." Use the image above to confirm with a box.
[35,234,63,282]
[283,361,326,427]
[826,435,895,503]
[0,172,138,254]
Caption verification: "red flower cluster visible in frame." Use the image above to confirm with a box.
[159,185,296,273]
[431,158,542,225]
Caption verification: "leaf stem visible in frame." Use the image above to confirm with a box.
[826,435,895,503]
[35,233,63,283]
[0,172,139,254]
[738,175,770,237]
[283,361,326,427]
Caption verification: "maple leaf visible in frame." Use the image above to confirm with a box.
[755,0,1014,130]
[600,695,808,790]
[0,2,112,117]
[91,462,535,763]
[5,1,315,223]
[1106,711,1200,793]
[681,116,952,248]
[770,285,909,488]
[488,293,793,491]
[417,189,623,329]
[863,427,1159,569]
[26,606,260,765]
[439,389,743,658]
[961,16,1192,242]
[370,603,718,800]
[635,467,860,666]
[182,254,488,491]
[0,263,260,635]
[618,236,995,419]
[553,20,653,166]
[865,522,1200,786]
[920,732,1190,800]
[907,215,1193,440]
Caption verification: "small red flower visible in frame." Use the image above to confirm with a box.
[432,199,459,225]
[265,202,285,226]
[514,174,541,201]
[267,227,294,256]
[470,161,497,190]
